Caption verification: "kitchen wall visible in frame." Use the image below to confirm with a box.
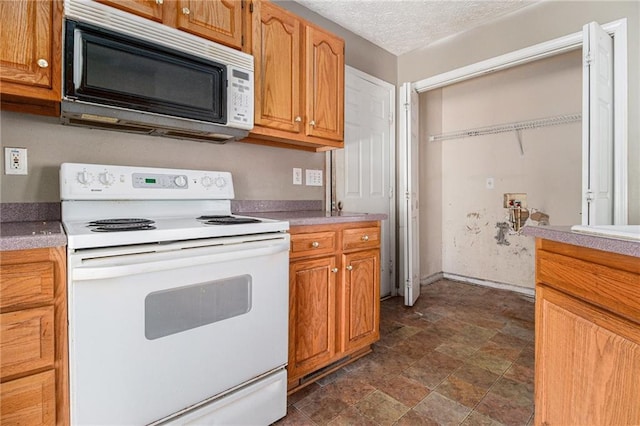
[421,50,582,291]
[0,2,396,205]
[399,0,640,225]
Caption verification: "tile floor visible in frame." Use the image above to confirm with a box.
[276,279,535,426]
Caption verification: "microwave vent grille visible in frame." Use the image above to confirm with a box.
[64,0,253,71]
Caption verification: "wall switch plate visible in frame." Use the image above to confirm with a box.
[293,168,302,185]
[4,147,28,175]
[305,169,323,186]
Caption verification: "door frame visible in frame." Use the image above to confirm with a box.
[412,18,628,225]
[328,65,397,296]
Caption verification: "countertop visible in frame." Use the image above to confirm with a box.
[246,210,387,226]
[522,225,640,258]
[0,221,67,251]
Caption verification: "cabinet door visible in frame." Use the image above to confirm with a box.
[288,256,337,380]
[535,285,640,425]
[253,1,302,132]
[176,0,243,49]
[0,0,61,101]
[305,24,344,141]
[341,249,380,353]
[96,0,163,21]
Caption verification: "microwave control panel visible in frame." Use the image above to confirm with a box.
[228,67,253,129]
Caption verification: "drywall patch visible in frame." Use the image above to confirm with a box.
[495,222,511,245]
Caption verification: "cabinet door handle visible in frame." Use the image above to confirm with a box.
[346,265,353,271]
[155,0,163,4]
[37,58,49,68]
[311,241,320,248]
[361,235,369,241]
[331,267,338,273]
[182,7,190,14]
[294,116,302,123]
[309,120,316,127]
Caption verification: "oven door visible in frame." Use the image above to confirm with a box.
[68,235,289,425]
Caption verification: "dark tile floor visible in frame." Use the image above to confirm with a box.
[277,279,535,426]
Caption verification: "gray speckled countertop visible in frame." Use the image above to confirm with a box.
[522,225,640,258]
[0,221,67,251]
[245,211,387,226]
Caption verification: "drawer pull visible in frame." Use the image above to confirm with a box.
[361,235,369,241]
[156,0,163,4]
[182,7,190,15]
[331,268,338,273]
[309,120,316,127]
[346,265,353,271]
[311,241,320,248]
[37,58,49,68]
[294,116,302,122]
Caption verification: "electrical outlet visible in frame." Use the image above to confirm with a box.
[293,168,302,185]
[305,169,323,186]
[4,147,28,175]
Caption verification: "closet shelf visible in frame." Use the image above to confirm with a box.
[428,113,581,142]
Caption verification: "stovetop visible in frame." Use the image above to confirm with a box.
[60,163,289,250]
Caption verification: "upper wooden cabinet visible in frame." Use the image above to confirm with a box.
[98,0,244,50]
[0,0,63,116]
[245,0,345,151]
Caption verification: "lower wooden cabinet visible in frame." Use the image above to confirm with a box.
[534,239,640,425]
[287,222,380,391]
[0,247,68,426]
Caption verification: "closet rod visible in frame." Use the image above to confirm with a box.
[429,113,581,142]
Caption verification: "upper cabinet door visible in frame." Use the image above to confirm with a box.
[176,0,243,50]
[0,0,61,99]
[305,25,344,141]
[253,1,302,133]
[96,0,163,22]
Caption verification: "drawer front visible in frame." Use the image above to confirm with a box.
[0,369,56,425]
[290,231,337,259]
[537,250,640,324]
[1,307,55,379]
[343,226,380,251]
[1,262,54,309]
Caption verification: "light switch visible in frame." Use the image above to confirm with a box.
[305,169,323,186]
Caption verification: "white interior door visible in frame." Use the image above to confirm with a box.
[582,21,614,225]
[335,66,396,297]
[399,82,420,306]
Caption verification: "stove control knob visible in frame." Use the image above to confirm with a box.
[174,175,188,188]
[98,172,115,186]
[215,177,227,188]
[77,171,93,185]
[201,176,213,188]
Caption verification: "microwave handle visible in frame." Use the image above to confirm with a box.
[72,240,289,281]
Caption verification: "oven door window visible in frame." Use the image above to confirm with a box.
[145,275,251,340]
[65,21,226,123]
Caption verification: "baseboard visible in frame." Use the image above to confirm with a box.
[424,272,535,298]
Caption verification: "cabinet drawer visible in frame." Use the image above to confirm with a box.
[343,226,380,251]
[537,250,640,324]
[1,262,55,309]
[1,307,55,379]
[0,369,56,425]
[290,231,336,258]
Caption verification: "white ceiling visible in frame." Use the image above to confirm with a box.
[294,0,538,56]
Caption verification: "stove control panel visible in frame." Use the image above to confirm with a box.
[61,163,235,200]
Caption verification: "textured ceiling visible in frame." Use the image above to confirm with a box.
[294,0,537,55]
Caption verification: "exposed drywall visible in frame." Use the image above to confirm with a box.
[0,111,325,202]
[422,51,582,290]
[276,0,397,84]
[399,0,639,224]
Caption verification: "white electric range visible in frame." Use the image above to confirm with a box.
[61,162,290,425]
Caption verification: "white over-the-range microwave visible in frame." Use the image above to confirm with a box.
[61,0,254,143]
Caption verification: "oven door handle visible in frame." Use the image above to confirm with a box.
[72,240,289,281]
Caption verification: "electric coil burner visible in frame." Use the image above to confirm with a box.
[88,218,156,232]
[61,163,289,426]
